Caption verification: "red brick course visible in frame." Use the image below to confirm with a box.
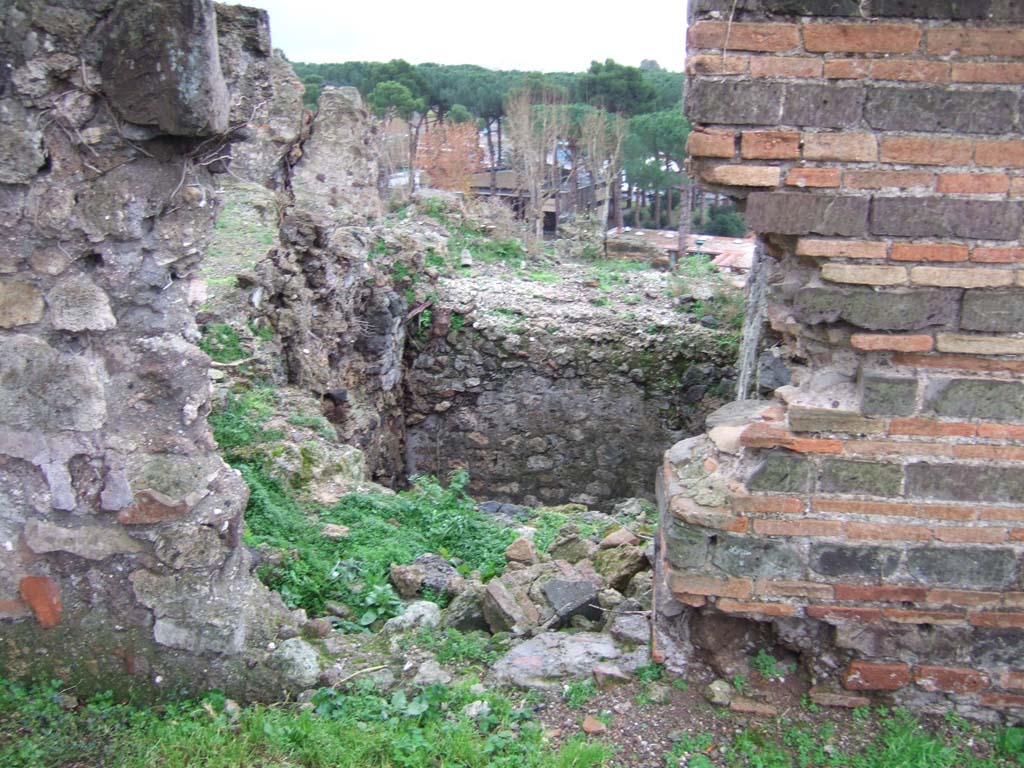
[842,661,911,691]
[19,576,61,629]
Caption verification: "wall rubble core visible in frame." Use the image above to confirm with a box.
[660,0,1024,719]
[0,0,314,699]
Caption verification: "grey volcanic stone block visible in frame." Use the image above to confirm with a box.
[972,629,1024,666]
[871,199,1022,241]
[687,80,784,126]
[711,533,804,579]
[835,623,972,662]
[866,86,1017,134]
[906,548,1018,589]
[861,376,918,417]
[961,290,1024,333]
[906,463,1024,504]
[783,83,865,129]
[747,192,869,237]
[101,0,229,136]
[770,0,861,13]
[819,460,903,496]
[810,544,900,581]
[542,579,601,626]
[691,0,862,17]
[925,379,1024,421]
[747,450,813,494]
[792,287,959,331]
[872,0,1023,20]
[663,519,711,569]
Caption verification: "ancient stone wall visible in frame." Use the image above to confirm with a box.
[659,0,1024,718]
[405,272,736,508]
[0,0,309,699]
[247,86,415,487]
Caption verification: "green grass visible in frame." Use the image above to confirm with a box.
[563,680,597,709]
[208,384,518,622]
[529,509,604,555]
[208,387,284,459]
[491,308,523,319]
[664,708,1024,768]
[287,413,336,439]
[240,465,516,621]
[587,259,650,292]
[405,627,500,666]
[418,201,526,266]
[665,259,745,357]
[0,677,615,768]
[527,271,561,284]
[198,323,246,363]
[635,663,664,684]
[750,650,794,680]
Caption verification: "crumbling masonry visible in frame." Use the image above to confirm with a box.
[657,0,1024,718]
[4,0,1024,715]
[0,0,312,698]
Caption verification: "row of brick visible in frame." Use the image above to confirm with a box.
[689,21,1024,56]
[673,509,1024,543]
[785,409,1024,440]
[843,660,1022,700]
[868,332,1024,355]
[893,352,1024,375]
[669,573,1024,623]
[690,130,1024,169]
[796,239,1024,263]
[669,569,1024,610]
[732,493,1024,522]
[740,423,1024,458]
[692,601,1024,634]
[689,53,1024,85]
[824,263,1024,289]
[692,0,1024,23]
[704,164,1022,196]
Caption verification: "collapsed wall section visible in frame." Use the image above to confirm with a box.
[659,0,1024,718]
[405,277,736,507]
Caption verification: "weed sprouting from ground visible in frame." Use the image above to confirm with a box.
[210,386,514,621]
[750,649,794,680]
[564,680,598,709]
[286,412,336,439]
[404,627,500,666]
[238,463,515,620]
[661,707,1024,768]
[0,677,616,768]
[198,323,247,363]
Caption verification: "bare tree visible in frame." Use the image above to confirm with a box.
[581,108,627,251]
[505,86,568,243]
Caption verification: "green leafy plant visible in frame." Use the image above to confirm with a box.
[635,663,664,684]
[527,270,560,284]
[357,583,403,627]
[0,674,617,768]
[800,694,820,714]
[564,680,598,709]
[409,627,498,665]
[198,323,246,363]
[287,413,336,439]
[751,649,793,680]
[730,675,748,695]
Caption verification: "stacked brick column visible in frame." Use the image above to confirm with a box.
[659,0,1024,717]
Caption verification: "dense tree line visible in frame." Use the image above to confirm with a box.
[291,59,742,237]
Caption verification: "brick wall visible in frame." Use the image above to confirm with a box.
[659,0,1024,718]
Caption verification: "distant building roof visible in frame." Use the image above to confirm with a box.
[606,228,756,271]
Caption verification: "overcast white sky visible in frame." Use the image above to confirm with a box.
[227,0,687,72]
